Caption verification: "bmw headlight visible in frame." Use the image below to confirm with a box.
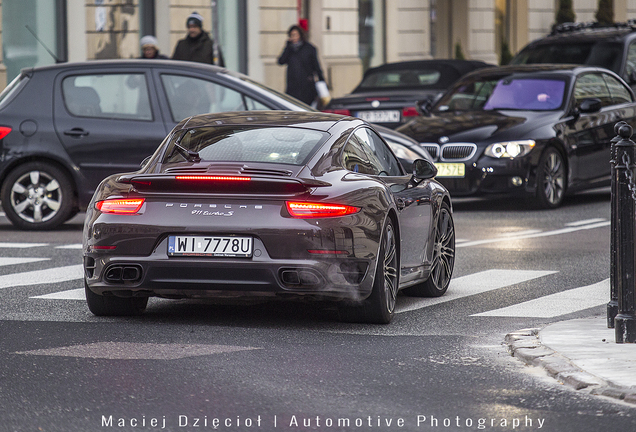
[484,140,535,158]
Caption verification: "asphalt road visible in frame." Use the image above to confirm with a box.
[0,189,634,432]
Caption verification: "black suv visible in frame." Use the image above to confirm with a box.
[511,21,636,91]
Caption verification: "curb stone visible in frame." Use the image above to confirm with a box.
[505,328,636,405]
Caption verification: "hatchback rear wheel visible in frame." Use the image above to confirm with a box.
[1,162,75,230]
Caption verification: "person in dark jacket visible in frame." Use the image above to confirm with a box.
[172,11,225,67]
[277,25,325,105]
[139,35,168,59]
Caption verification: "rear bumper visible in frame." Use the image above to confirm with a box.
[84,237,375,302]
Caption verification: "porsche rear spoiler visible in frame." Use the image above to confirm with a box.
[117,174,331,195]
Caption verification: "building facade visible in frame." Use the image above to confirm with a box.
[1,0,636,98]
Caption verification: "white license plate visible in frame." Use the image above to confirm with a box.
[168,235,253,257]
[356,110,400,123]
[435,163,465,178]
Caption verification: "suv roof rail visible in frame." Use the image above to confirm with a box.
[550,20,636,36]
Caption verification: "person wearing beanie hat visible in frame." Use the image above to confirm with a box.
[172,11,225,67]
[139,35,168,59]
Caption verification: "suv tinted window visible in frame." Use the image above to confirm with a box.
[62,74,153,120]
[512,42,623,75]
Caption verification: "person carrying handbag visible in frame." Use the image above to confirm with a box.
[277,25,328,107]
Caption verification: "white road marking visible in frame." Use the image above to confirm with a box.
[471,279,609,318]
[31,288,85,300]
[498,229,542,237]
[55,244,83,250]
[0,257,49,267]
[396,269,558,313]
[0,264,83,289]
[16,342,261,360]
[566,218,607,227]
[0,242,49,248]
[457,221,609,248]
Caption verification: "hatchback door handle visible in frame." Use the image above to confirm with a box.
[64,128,89,137]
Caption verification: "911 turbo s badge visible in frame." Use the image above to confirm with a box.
[191,210,234,217]
[165,203,263,217]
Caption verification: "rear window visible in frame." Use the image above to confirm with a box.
[0,73,29,109]
[357,68,451,89]
[164,126,328,166]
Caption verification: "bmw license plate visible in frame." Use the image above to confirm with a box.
[435,163,465,178]
[355,110,400,123]
[168,235,253,257]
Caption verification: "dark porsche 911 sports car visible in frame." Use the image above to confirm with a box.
[83,111,455,324]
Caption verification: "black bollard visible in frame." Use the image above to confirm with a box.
[609,121,627,328]
[613,123,636,343]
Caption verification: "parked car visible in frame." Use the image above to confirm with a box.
[0,59,423,230]
[396,64,636,208]
[511,21,636,92]
[83,111,455,324]
[323,59,492,129]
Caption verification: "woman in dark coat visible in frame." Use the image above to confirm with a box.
[277,25,325,105]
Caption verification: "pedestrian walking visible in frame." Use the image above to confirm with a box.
[139,35,168,59]
[277,24,327,106]
[172,11,225,67]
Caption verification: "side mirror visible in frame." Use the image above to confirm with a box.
[416,99,434,116]
[412,158,437,180]
[578,98,602,114]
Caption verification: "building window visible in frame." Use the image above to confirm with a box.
[218,0,248,73]
[359,0,385,72]
[2,0,67,82]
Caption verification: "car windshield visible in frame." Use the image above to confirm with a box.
[164,126,328,166]
[511,42,623,74]
[357,68,446,89]
[435,77,567,112]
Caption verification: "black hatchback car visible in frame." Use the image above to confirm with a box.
[396,64,636,208]
[0,59,423,230]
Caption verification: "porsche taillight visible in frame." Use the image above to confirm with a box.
[286,202,360,218]
[96,198,145,214]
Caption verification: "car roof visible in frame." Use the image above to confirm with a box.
[526,22,636,47]
[174,111,363,133]
[21,59,236,78]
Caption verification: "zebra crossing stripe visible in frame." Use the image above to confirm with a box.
[396,269,557,314]
[0,264,83,289]
[31,288,85,300]
[471,279,609,318]
[0,257,49,267]
[0,242,49,248]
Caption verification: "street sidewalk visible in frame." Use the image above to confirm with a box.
[506,316,636,405]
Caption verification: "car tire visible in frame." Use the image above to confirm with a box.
[338,218,399,324]
[0,162,75,230]
[534,147,566,209]
[85,280,148,317]
[403,202,455,297]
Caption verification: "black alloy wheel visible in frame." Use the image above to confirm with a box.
[403,202,455,297]
[84,280,149,317]
[0,162,75,230]
[339,219,399,324]
[535,147,566,208]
